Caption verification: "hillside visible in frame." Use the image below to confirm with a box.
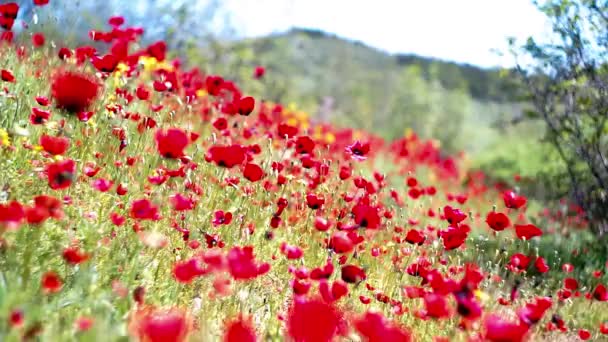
[252,28,520,103]
[216,28,531,159]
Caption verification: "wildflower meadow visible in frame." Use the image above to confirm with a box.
[1,1,608,341]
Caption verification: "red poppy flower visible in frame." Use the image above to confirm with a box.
[91,54,119,73]
[0,16,15,30]
[0,16,14,30]
[9,309,24,327]
[486,211,510,231]
[135,85,150,100]
[253,66,265,79]
[213,117,228,131]
[32,33,45,47]
[564,277,578,290]
[173,258,207,283]
[345,141,370,161]
[205,75,224,96]
[280,243,303,260]
[51,71,100,113]
[306,193,325,210]
[314,216,331,231]
[405,229,426,245]
[439,225,469,250]
[534,257,550,273]
[287,298,342,342]
[34,0,49,6]
[339,165,352,180]
[130,199,160,221]
[503,190,527,209]
[75,46,97,64]
[206,145,246,168]
[30,107,51,125]
[1,69,15,82]
[329,231,354,254]
[26,203,51,225]
[92,179,113,192]
[354,312,412,342]
[341,264,366,283]
[212,210,233,227]
[110,212,126,226]
[46,159,76,190]
[107,15,124,26]
[579,329,591,340]
[455,295,482,320]
[147,41,167,61]
[600,322,608,335]
[170,193,195,211]
[484,314,529,342]
[129,307,191,342]
[320,280,348,303]
[227,246,270,281]
[295,136,315,155]
[0,201,25,229]
[40,135,70,155]
[593,284,608,301]
[243,163,264,182]
[237,96,255,116]
[33,195,63,220]
[515,224,542,240]
[223,315,256,342]
[62,247,90,265]
[424,293,451,319]
[58,47,73,60]
[310,261,334,280]
[155,128,189,159]
[352,203,381,229]
[277,123,298,139]
[508,253,530,272]
[41,271,63,294]
[0,3,19,19]
[35,96,49,106]
[517,296,552,324]
[443,205,467,224]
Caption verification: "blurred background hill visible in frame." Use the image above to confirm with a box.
[9,0,555,196]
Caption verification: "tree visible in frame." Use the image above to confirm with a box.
[514,0,608,235]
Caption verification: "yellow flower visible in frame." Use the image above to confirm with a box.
[114,63,129,77]
[324,132,336,144]
[138,56,174,72]
[474,289,490,303]
[156,61,174,72]
[286,118,298,127]
[404,127,413,138]
[139,56,158,72]
[295,111,308,122]
[0,128,10,147]
[196,89,208,98]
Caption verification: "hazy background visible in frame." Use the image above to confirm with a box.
[14,0,558,196]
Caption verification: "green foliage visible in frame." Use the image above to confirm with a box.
[205,29,531,157]
[514,0,608,235]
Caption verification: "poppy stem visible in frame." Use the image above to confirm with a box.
[21,227,42,288]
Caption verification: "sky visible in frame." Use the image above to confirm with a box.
[219,0,551,68]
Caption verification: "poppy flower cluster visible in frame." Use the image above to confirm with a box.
[0,8,603,342]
